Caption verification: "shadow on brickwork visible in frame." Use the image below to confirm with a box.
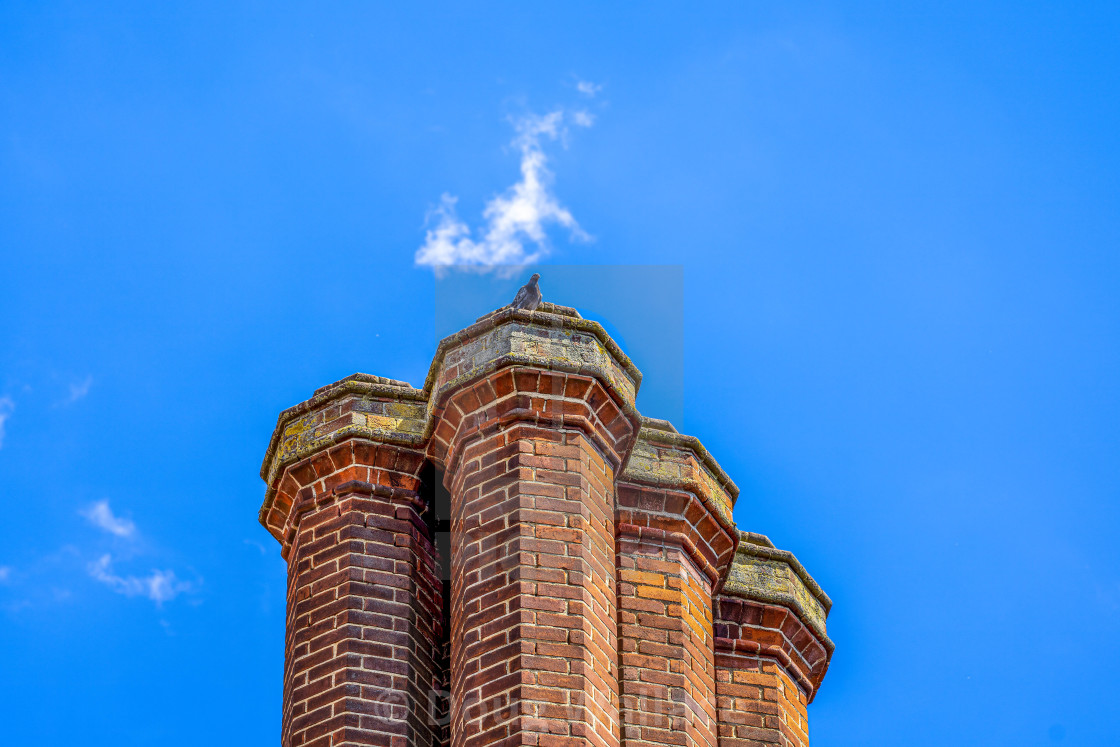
[420,462,452,747]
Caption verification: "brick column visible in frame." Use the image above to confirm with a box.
[714,534,833,747]
[434,367,638,747]
[416,304,643,747]
[615,422,738,747]
[260,377,444,747]
[257,302,837,747]
[615,526,716,747]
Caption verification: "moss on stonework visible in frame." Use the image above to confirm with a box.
[722,531,834,650]
[620,418,740,526]
[258,304,751,564]
[429,322,638,414]
[259,304,647,525]
[421,305,642,395]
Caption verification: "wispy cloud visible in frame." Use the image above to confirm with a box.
[576,79,603,97]
[88,554,192,605]
[81,500,136,538]
[244,539,268,555]
[415,109,591,274]
[0,397,13,449]
[62,376,93,406]
[77,502,196,607]
[0,566,10,583]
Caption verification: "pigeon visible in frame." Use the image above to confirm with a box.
[511,273,542,311]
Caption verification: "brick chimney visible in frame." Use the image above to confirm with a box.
[258,301,834,747]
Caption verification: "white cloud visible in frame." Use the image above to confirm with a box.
[81,500,136,538]
[576,80,603,97]
[88,554,192,605]
[244,538,268,555]
[415,110,590,274]
[63,376,93,405]
[572,110,595,128]
[0,397,13,449]
[0,566,10,583]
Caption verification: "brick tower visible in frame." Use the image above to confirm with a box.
[258,301,834,747]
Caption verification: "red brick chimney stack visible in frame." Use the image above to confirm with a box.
[259,301,833,747]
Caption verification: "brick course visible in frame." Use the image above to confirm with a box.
[259,303,834,747]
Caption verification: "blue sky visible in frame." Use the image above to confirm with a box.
[2,2,1118,745]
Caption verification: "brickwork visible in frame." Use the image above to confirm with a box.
[713,596,831,747]
[259,302,834,747]
[713,598,830,701]
[713,654,808,747]
[280,441,443,747]
[616,532,716,747]
[438,367,636,747]
[613,428,737,747]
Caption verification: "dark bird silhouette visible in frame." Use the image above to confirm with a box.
[511,273,542,311]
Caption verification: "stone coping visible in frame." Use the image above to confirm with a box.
[256,307,755,543]
[259,376,426,482]
[420,303,644,395]
[721,530,834,647]
[261,304,642,479]
[624,416,740,504]
[259,303,648,524]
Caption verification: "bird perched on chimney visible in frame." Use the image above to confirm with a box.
[511,273,542,311]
